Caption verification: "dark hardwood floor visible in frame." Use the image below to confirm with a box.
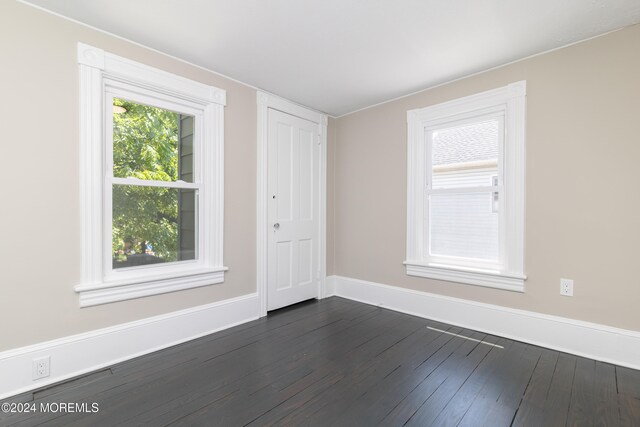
[2,297,639,426]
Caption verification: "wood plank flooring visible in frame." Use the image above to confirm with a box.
[1,297,639,426]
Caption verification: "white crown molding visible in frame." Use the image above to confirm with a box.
[18,0,621,119]
[330,275,640,370]
[0,293,259,400]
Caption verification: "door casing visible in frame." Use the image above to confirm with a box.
[256,92,328,317]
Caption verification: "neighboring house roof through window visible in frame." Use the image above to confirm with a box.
[432,120,498,166]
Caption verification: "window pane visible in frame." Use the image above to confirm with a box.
[431,119,499,189]
[429,192,498,261]
[112,185,196,269]
[112,98,194,183]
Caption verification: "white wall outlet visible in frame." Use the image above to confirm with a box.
[560,278,574,297]
[32,356,50,380]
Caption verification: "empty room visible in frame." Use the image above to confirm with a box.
[1,0,640,425]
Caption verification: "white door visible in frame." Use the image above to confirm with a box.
[267,109,320,311]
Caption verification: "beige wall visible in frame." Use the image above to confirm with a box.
[1,0,638,353]
[333,24,640,331]
[0,2,258,351]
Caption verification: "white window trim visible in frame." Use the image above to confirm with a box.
[76,43,227,307]
[405,81,526,292]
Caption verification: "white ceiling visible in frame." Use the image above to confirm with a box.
[22,0,640,116]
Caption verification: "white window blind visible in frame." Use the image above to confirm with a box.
[428,119,501,264]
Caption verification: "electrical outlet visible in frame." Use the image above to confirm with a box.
[32,356,50,380]
[560,278,574,297]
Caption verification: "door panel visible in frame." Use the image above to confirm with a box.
[298,238,312,284]
[298,128,313,220]
[276,121,293,221]
[267,109,319,310]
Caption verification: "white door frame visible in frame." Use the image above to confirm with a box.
[256,91,328,317]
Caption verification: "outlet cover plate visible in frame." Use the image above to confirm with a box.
[32,356,50,380]
[560,278,574,296]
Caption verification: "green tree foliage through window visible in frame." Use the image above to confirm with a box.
[111,98,194,268]
[113,98,180,181]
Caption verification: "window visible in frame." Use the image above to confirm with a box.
[405,82,526,291]
[110,98,198,270]
[75,43,227,307]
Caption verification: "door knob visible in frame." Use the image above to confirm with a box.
[273,223,280,230]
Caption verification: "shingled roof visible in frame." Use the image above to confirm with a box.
[432,119,499,166]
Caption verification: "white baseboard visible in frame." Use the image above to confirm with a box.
[331,275,640,370]
[4,279,638,400]
[0,293,259,400]
[325,275,337,297]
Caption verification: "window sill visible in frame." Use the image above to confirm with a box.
[404,261,525,292]
[74,267,228,307]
